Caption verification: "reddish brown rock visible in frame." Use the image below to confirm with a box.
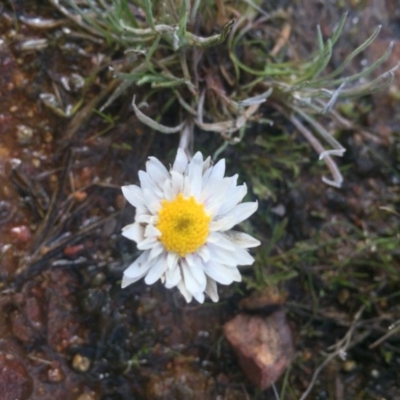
[0,352,33,400]
[45,270,81,351]
[63,244,85,257]
[10,291,44,343]
[223,311,294,390]
[10,225,32,243]
[10,310,36,343]
[47,361,65,383]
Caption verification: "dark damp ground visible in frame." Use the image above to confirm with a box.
[0,1,399,399]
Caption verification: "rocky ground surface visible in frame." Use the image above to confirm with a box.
[0,1,399,399]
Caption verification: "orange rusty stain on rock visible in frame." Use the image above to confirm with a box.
[73,191,88,202]
[0,352,33,400]
[63,244,84,257]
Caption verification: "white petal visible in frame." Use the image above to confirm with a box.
[122,222,144,243]
[135,206,148,216]
[202,156,211,173]
[142,188,161,214]
[167,252,179,270]
[137,236,158,250]
[209,215,237,232]
[173,148,188,174]
[163,179,175,201]
[185,254,207,291]
[122,185,145,209]
[177,280,193,302]
[202,181,231,215]
[205,277,219,302]
[187,152,203,197]
[135,214,153,224]
[201,166,213,187]
[228,201,258,222]
[233,246,255,266]
[170,171,184,196]
[203,261,242,285]
[148,242,165,261]
[207,232,236,251]
[137,170,153,191]
[122,274,141,288]
[182,259,205,296]
[202,159,226,188]
[193,291,205,303]
[223,231,261,248]
[216,183,247,216]
[145,254,168,284]
[164,266,181,288]
[149,216,158,225]
[210,159,225,180]
[147,157,169,187]
[207,242,254,266]
[203,159,225,187]
[207,243,238,266]
[144,224,161,238]
[182,175,191,197]
[197,245,210,263]
[139,171,164,199]
[122,251,152,281]
[212,201,258,231]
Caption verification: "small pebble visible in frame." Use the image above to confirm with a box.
[91,272,106,286]
[43,131,53,143]
[337,289,350,305]
[11,226,32,243]
[47,364,64,382]
[73,191,87,202]
[16,124,34,144]
[72,354,91,372]
[342,360,356,372]
[371,369,380,378]
[75,393,95,400]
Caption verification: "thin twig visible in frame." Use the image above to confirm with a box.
[289,114,343,188]
[299,305,366,400]
[369,322,400,349]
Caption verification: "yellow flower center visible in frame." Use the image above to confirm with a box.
[157,193,210,257]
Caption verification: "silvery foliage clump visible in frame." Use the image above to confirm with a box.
[50,1,398,187]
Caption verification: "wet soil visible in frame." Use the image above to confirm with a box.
[0,1,399,399]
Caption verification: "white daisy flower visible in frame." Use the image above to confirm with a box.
[121,149,260,303]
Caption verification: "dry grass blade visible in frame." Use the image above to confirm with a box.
[131,96,185,133]
[299,306,367,400]
[290,114,344,188]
